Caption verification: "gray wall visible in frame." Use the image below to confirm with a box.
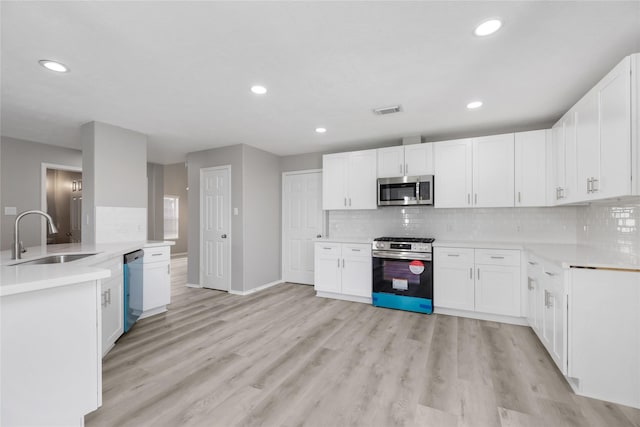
[280,152,323,172]
[187,144,244,290]
[81,121,147,243]
[164,162,188,255]
[147,163,164,240]
[242,145,281,291]
[0,136,82,250]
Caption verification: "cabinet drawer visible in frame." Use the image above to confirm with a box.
[475,249,520,266]
[435,247,474,265]
[143,246,170,263]
[315,243,341,257]
[343,244,371,258]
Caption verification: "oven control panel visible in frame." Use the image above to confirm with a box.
[372,241,432,253]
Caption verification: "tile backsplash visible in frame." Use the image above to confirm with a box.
[577,198,640,256]
[329,206,579,244]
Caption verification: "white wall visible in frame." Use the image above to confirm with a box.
[0,136,82,250]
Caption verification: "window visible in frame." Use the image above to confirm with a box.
[164,196,179,239]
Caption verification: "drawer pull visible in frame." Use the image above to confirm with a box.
[490,256,505,259]
[152,253,163,256]
[323,247,332,250]
[528,261,538,265]
[447,254,460,257]
[544,271,556,277]
[351,249,361,252]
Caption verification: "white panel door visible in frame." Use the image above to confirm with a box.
[434,247,475,310]
[314,243,341,293]
[283,171,323,285]
[404,143,434,176]
[322,153,348,210]
[200,166,231,291]
[575,94,600,200]
[377,146,404,178]
[340,244,372,298]
[515,130,547,207]
[434,139,473,208]
[472,133,515,207]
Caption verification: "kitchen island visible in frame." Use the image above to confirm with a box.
[0,241,173,426]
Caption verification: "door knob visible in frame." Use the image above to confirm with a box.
[221,234,227,238]
[316,234,322,238]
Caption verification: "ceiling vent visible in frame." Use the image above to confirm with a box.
[373,105,402,115]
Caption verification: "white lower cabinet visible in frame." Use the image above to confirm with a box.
[314,242,371,302]
[94,256,124,357]
[139,245,171,318]
[434,247,521,318]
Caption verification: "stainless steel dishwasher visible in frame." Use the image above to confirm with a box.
[123,249,144,332]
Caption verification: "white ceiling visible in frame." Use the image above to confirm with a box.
[2,1,639,164]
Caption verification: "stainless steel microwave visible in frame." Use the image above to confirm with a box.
[377,175,434,206]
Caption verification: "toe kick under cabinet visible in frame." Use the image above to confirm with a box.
[434,246,522,321]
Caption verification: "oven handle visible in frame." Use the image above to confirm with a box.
[372,251,432,261]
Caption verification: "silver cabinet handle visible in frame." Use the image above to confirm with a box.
[527,279,534,291]
[474,194,478,205]
[469,267,472,280]
[337,259,340,268]
[348,198,352,207]
[527,261,538,265]
[344,197,347,207]
[168,264,171,275]
[467,194,471,205]
[101,291,107,308]
[107,288,112,305]
[152,253,163,256]
[490,256,505,259]
[405,164,408,175]
[323,247,332,250]
[342,259,345,268]
[544,271,555,277]
[352,249,361,252]
[447,254,460,257]
[477,268,480,280]
[399,164,403,174]
[592,178,599,192]
[587,178,592,193]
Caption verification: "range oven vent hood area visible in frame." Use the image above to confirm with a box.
[377,175,434,207]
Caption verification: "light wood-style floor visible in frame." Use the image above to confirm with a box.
[86,257,640,427]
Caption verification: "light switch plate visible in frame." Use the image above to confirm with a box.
[233,207,239,216]
[4,206,17,215]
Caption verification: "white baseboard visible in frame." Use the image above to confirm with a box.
[229,279,283,296]
[316,291,372,305]
[186,283,202,288]
[434,307,528,326]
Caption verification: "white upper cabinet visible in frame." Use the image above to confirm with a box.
[576,56,632,200]
[515,130,548,207]
[551,111,578,204]
[433,138,473,208]
[377,144,433,178]
[473,133,515,207]
[322,149,377,210]
[434,134,514,208]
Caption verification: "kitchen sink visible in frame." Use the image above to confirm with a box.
[15,253,97,266]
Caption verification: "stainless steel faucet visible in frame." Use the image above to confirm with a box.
[13,210,59,260]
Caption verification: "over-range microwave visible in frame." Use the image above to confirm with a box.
[377,175,434,206]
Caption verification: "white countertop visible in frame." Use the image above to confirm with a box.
[434,240,640,271]
[314,237,374,244]
[0,241,175,297]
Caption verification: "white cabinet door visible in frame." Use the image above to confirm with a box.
[434,247,475,310]
[472,134,515,207]
[515,130,547,207]
[347,149,377,209]
[341,245,372,298]
[540,265,566,374]
[377,146,404,178]
[101,275,123,357]
[404,143,434,176]
[434,139,473,208]
[314,243,341,293]
[322,153,348,210]
[475,264,521,317]
[526,256,543,333]
[575,94,600,200]
[597,56,632,199]
[143,262,171,310]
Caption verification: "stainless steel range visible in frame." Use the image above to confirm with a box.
[371,237,434,314]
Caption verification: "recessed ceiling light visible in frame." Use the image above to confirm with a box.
[251,85,267,95]
[474,19,502,36]
[315,127,327,134]
[38,60,69,73]
[467,101,483,109]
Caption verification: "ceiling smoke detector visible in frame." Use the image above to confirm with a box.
[373,105,402,115]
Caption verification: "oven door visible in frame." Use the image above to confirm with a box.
[372,251,433,299]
